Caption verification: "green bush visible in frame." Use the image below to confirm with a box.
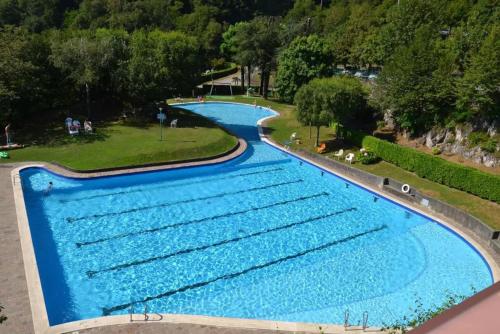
[382,292,470,334]
[468,131,489,147]
[347,131,500,203]
[357,151,380,164]
[431,147,441,155]
[480,139,497,153]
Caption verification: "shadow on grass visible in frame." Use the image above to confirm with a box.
[15,122,113,147]
[122,107,220,130]
[10,106,229,151]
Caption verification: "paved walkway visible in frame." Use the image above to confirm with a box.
[78,323,346,334]
[0,163,34,334]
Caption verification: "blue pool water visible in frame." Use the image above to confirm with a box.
[21,102,492,327]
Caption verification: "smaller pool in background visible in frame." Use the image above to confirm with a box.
[20,102,493,327]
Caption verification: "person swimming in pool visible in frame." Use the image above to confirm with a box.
[44,182,53,195]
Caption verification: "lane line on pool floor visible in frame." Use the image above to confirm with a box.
[86,207,358,278]
[67,179,304,223]
[59,167,286,203]
[101,224,387,316]
[76,192,329,248]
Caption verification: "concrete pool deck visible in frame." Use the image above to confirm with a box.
[2,103,500,333]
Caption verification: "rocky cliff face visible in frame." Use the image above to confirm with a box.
[419,122,498,168]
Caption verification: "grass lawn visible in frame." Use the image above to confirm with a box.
[1,108,237,171]
[222,95,500,230]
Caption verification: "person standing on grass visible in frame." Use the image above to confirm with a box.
[5,123,11,146]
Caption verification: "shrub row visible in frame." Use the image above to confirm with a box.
[201,64,238,81]
[347,131,500,203]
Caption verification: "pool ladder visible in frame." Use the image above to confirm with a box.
[129,303,163,322]
[344,310,369,331]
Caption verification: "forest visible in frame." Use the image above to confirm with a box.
[0,0,498,136]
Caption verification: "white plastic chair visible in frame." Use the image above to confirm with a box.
[290,132,298,141]
[334,149,344,160]
[345,153,355,164]
[170,119,178,128]
[68,125,79,136]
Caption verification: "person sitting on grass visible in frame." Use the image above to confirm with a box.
[317,142,327,154]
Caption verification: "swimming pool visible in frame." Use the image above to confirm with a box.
[19,102,492,328]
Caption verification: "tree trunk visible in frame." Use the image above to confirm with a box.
[85,83,90,119]
[315,126,320,147]
[309,122,312,139]
[247,65,251,89]
[240,66,245,91]
[263,71,270,99]
[259,71,264,95]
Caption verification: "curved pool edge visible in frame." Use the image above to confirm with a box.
[10,101,499,334]
[256,113,499,284]
[45,313,375,334]
[16,137,247,180]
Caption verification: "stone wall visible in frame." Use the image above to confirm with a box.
[420,124,498,168]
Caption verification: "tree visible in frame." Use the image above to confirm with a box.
[457,24,500,122]
[376,0,444,63]
[375,26,457,134]
[276,34,333,103]
[220,22,253,90]
[0,0,21,26]
[127,29,201,107]
[223,17,281,98]
[71,0,182,31]
[246,16,282,99]
[284,0,318,24]
[49,29,130,116]
[295,80,329,147]
[0,26,39,124]
[176,2,222,61]
[295,76,367,146]
[50,31,116,118]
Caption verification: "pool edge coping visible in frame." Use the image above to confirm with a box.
[10,101,499,334]
[24,136,247,179]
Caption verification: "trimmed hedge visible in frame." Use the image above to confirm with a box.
[201,64,238,81]
[347,131,500,203]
